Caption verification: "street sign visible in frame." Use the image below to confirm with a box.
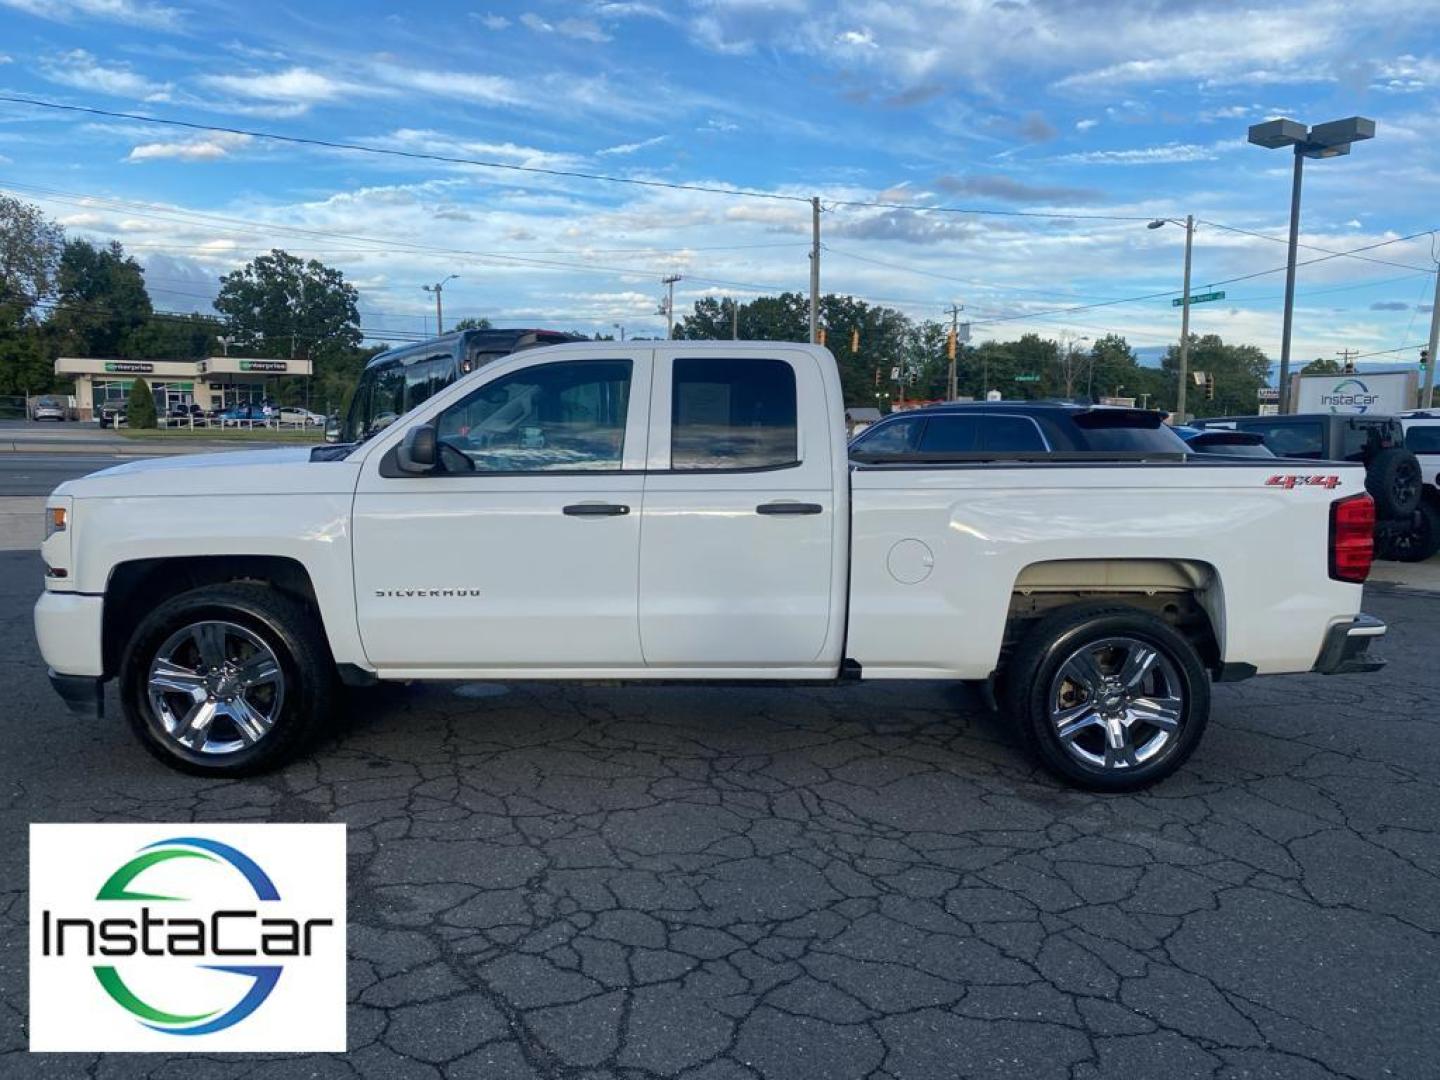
[1172,290,1225,307]
[1014,374,1040,382]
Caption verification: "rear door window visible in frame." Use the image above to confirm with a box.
[918,416,980,452]
[1244,421,1324,458]
[671,357,798,470]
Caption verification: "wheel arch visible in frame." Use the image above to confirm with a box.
[102,555,320,678]
[1003,558,1225,674]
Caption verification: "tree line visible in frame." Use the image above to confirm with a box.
[3,193,1277,419]
[674,292,1274,418]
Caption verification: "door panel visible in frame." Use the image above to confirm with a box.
[638,350,835,667]
[352,351,650,670]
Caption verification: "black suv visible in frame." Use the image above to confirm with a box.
[849,401,1192,460]
[1193,413,1432,561]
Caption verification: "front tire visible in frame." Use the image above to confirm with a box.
[1003,604,1210,791]
[119,583,333,776]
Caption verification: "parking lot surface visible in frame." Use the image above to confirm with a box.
[3,549,1438,1079]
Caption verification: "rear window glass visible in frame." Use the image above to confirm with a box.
[981,416,1047,452]
[671,357,797,470]
[1407,426,1440,453]
[1242,421,1324,458]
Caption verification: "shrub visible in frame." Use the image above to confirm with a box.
[126,376,158,428]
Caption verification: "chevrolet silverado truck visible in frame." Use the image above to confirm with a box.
[35,342,1386,790]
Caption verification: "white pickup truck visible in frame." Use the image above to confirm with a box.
[35,342,1386,790]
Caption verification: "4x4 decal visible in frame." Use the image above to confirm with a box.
[1266,474,1342,490]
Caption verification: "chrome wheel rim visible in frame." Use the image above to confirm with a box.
[1047,636,1183,772]
[146,620,285,756]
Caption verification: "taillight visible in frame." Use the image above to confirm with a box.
[1329,493,1374,583]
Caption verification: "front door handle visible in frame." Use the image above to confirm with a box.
[563,502,630,516]
[756,501,823,515]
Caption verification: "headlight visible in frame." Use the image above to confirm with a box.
[45,506,67,539]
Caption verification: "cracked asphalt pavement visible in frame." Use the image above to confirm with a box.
[2,548,1438,1079]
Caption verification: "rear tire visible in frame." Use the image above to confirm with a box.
[1367,448,1422,518]
[1387,501,1440,563]
[119,583,333,776]
[1002,604,1210,791]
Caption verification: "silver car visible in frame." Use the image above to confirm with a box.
[31,397,67,422]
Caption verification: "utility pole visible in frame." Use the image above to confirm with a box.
[1336,348,1360,374]
[731,297,739,341]
[423,275,458,336]
[1177,215,1194,422]
[947,303,963,401]
[661,274,682,339]
[1424,267,1440,409]
[613,323,625,342]
[809,197,821,345]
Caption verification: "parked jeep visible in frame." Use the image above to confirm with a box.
[1193,413,1434,561]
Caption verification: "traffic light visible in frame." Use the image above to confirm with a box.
[851,328,860,353]
[1205,373,1216,400]
[817,327,826,348]
[946,329,957,360]
[1423,348,1430,371]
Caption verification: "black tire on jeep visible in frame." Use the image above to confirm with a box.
[119,582,334,776]
[1387,501,1440,563]
[1366,447,1422,518]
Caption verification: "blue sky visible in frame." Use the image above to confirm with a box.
[2,0,1439,367]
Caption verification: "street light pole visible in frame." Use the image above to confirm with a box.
[1278,148,1304,413]
[1178,214,1194,422]
[661,275,682,339]
[1248,116,1375,413]
[423,275,458,336]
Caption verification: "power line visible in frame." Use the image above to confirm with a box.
[1196,218,1434,273]
[0,94,1150,221]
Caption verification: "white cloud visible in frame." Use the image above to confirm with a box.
[373,63,522,107]
[471,12,510,29]
[202,67,366,106]
[0,0,180,30]
[1057,141,1230,165]
[366,128,583,170]
[597,135,667,156]
[837,28,875,48]
[519,11,612,41]
[0,54,12,64]
[41,49,171,100]
[127,132,253,162]
[699,117,739,133]
[1075,119,1098,132]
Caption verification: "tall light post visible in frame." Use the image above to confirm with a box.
[613,323,626,342]
[1247,116,1375,413]
[1149,215,1195,421]
[423,274,459,336]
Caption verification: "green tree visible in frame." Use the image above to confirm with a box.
[1302,356,1342,375]
[124,312,226,360]
[451,316,492,331]
[0,194,64,305]
[1163,333,1270,419]
[47,239,153,358]
[126,375,158,428]
[215,249,361,408]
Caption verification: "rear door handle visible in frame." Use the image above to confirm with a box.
[563,502,630,516]
[756,501,823,515]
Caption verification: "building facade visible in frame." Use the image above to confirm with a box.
[55,356,314,419]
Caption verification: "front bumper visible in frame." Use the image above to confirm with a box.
[1311,613,1386,675]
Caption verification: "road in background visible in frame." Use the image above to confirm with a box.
[0,453,144,496]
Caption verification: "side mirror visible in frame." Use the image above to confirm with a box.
[397,423,438,473]
[323,415,341,444]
